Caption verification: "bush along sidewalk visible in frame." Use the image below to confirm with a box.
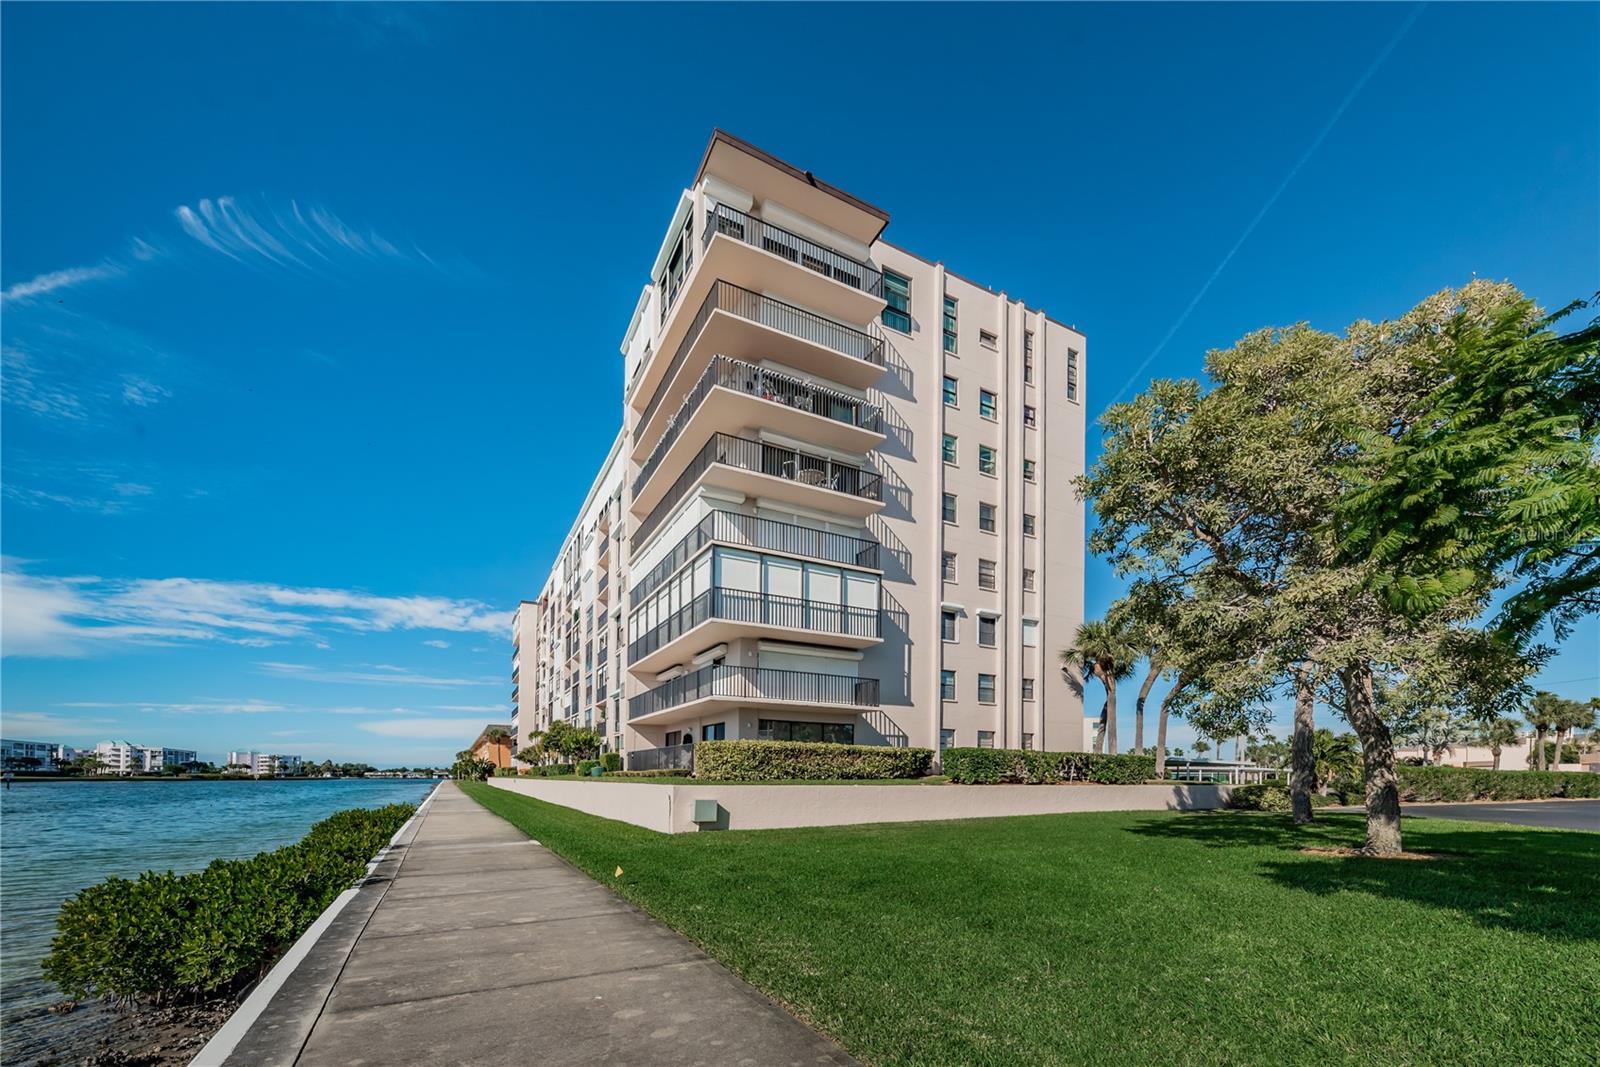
[1394,765,1600,802]
[42,803,416,1006]
[1226,782,1338,811]
[943,748,1157,785]
[694,739,934,781]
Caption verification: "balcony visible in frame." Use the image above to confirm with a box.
[596,572,610,602]
[629,664,881,725]
[628,586,881,674]
[632,280,886,422]
[699,203,884,321]
[631,511,879,608]
[633,357,884,504]
[633,433,883,550]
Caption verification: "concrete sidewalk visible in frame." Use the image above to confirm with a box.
[219,782,855,1066]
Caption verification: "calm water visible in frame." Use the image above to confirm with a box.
[0,778,437,1056]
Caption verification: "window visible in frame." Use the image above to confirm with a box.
[1023,459,1036,481]
[1023,513,1037,536]
[978,729,996,748]
[979,389,998,420]
[979,559,997,589]
[942,552,958,581]
[942,609,958,642]
[1022,732,1035,750]
[978,445,997,476]
[1022,568,1036,591]
[943,295,958,353]
[665,730,683,747]
[978,614,997,647]
[1022,678,1036,701]
[1024,331,1035,383]
[943,374,958,407]
[702,722,726,741]
[940,728,956,751]
[1022,619,1040,647]
[979,329,998,349]
[942,434,958,464]
[1067,347,1079,402]
[942,493,958,524]
[1024,405,1037,428]
[940,670,957,700]
[657,214,695,323]
[759,719,855,744]
[979,502,996,532]
[883,271,912,332]
[978,675,997,704]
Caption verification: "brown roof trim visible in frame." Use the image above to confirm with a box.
[693,129,890,238]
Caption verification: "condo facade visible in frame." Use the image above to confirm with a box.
[96,741,199,774]
[516,131,1087,769]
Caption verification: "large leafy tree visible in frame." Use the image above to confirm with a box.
[1337,290,1600,642]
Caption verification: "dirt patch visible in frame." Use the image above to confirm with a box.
[1299,846,1457,861]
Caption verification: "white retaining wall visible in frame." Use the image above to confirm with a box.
[486,778,1231,834]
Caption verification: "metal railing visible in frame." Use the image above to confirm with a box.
[634,356,881,495]
[627,743,695,773]
[630,511,879,607]
[704,203,884,298]
[638,280,885,432]
[633,433,882,549]
[630,664,882,720]
[628,586,881,662]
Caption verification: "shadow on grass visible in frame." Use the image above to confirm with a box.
[1127,811,1600,941]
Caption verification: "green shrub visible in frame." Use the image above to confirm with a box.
[1394,765,1600,802]
[942,748,1157,785]
[694,740,933,782]
[600,752,622,772]
[42,803,415,1005]
[605,768,685,778]
[576,759,600,778]
[1226,782,1336,812]
[493,766,517,777]
[545,763,575,777]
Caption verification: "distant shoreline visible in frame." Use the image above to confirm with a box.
[3,774,444,783]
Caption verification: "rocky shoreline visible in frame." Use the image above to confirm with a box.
[11,997,237,1067]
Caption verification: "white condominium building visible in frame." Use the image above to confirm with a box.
[94,741,199,774]
[227,751,304,776]
[517,131,1086,770]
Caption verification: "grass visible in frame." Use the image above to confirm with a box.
[459,781,1599,1066]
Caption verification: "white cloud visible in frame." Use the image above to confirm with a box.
[1,263,124,305]
[0,710,115,738]
[2,344,88,420]
[258,662,497,688]
[358,717,489,740]
[421,639,450,649]
[173,196,439,276]
[56,699,288,715]
[121,376,172,407]
[1,561,512,658]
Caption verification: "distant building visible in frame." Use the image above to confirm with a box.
[469,725,515,770]
[1,738,67,771]
[1394,732,1589,773]
[94,741,198,774]
[227,751,304,776]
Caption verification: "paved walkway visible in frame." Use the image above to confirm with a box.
[1400,799,1600,832]
[219,782,855,1066]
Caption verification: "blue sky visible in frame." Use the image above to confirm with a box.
[2,3,1596,765]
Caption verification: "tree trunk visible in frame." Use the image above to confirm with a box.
[1342,662,1403,855]
[1104,676,1119,755]
[1133,664,1158,756]
[1153,673,1185,779]
[1491,746,1501,772]
[1553,729,1568,768]
[1289,666,1316,824]
[1534,726,1548,771]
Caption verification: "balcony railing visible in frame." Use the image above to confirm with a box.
[627,743,695,773]
[634,433,882,549]
[639,280,886,431]
[628,586,881,663]
[630,664,881,720]
[634,356,881,495]
[704,203,884,299]
[631,511,879,607]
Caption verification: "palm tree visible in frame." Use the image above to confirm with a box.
[1527,691,1563,771]
[1061,619,1135,754]
[1482,717,1522,771]
[1310,729,1361,794]
[1550,699,1595,769]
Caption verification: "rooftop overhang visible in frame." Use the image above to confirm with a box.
[693,129,889,247]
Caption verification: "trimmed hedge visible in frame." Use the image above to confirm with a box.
[942,748,1157,785]
[694,740,933,782]
[43,803,415,1005]
[1226,782,1337,812]
[605,768,685,779]
[600,752,622,772]
[577,759,600,778]
[1395,765,1600,802]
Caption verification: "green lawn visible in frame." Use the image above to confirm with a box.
[459,783,1599,1066]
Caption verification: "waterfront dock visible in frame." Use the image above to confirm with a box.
[201,782,853,1065]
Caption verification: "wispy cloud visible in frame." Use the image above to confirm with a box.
[1,263,126,306]
[57,699,288,715]
[173,196,444,277]
[3,456,166,516]
[258,662,498,688]
[0,710,116,739]
[421,639,450,649]
[1,560,512,658]
[357,717,489,740]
